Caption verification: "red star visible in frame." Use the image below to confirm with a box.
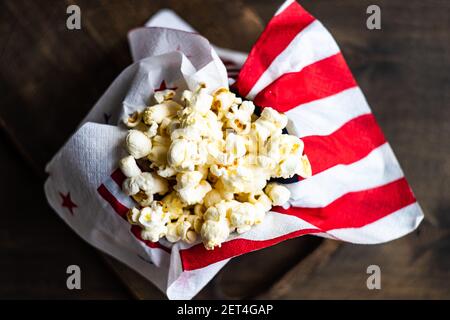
[60,192,77,215]
[154,80,177,92]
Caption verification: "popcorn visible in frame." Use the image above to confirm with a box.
[267,134,303,160]
[201,202,235,250]
[167,139,199,171]
[166,219,197,244]
[265,183,291,206]
[261,107,288,128]
[127,207,141,225]
[203,111,223,140]
[119,155,142,178]
[215,163,269,194]
[165,222,181,243]
[257,155,276,171]
[238,192,270,224]
[174,171,212,205]
[229,202,254,233]
[252,107,288,142]
[156,166,177,178]
[201,219,230,250]
[203,189,223,208]
[166,119,181,136]
[212,88,241,120]
[264,131,312,179]
[229,200,268,234]
[247,192,273,212]
[148,135,170,167]
[122,172,168,206]
[142,101,181,125]
[225,100,255,134]
[158,118,173,136]
[298,155,312,178]
[208,133,247,166]
[170,128,202,142]
[154,89,176,104]
[126,130,152,159]
[187,213,204,233]
[213,180,234,201]
[118,84,312,249]
[146,121,159,138]
[182,84,213,116]
[278,156,303,179]
[123,111,142,128]
[214,199,241,218]
[225,133,247,159]
[138,202,170,242]
[161,191,185,220]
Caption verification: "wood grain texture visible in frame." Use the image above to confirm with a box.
[0,0,449,299]
[256,240,341,299]
[261,222,450,299]
[0,130,130,299]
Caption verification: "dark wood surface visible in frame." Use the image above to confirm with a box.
[0,0,449,299]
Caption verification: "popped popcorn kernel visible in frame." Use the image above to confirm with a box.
[265,182,291,206]
[119,84,311,249]
[126,129,152,159]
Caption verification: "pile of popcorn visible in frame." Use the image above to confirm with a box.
[119,84,311,250]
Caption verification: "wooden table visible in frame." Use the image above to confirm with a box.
[0,0,449,299]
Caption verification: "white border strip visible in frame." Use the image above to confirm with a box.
[326,202,424,244]
[288,143,404,208]
[286,87,371,138]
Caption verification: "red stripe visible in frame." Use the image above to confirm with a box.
[235,2,315,97]
[180,228,318,271]
[253,53,357,112]
[97,184,129,217]
[303,114,386,175]
[180,178,416,271]
[276,178,416,231]
[131,225,171,253]
[111,168,126,186]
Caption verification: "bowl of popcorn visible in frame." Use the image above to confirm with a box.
[119,84,312,250]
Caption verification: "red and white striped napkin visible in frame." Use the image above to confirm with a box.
[44,1,423,299]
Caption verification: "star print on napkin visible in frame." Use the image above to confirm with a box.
[60,192,78,215]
